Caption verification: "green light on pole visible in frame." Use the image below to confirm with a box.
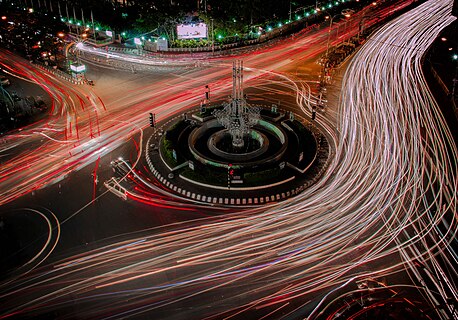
[95,27,99,31]
[218,34,222,39]
[296,15,301,20]
[121,32,126,36]
[77,22,81,26]
[328,4,333,8]
[278,22,282,27]
[268,26,272,31]
[306,12,311,16]
[453,54,458,60]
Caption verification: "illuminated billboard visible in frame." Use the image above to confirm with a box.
[70,63,86,73]
[177,23,207,39]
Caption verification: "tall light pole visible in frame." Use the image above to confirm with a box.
[211,18,214,53]
[357,15,369,42]
[325,12,351,59]
[289,1,292,21]
[452,54,458,99]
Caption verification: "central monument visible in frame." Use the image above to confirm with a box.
[138,59,329,206]
[213,60,260,148]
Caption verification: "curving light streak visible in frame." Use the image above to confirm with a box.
[0,0,456,319]
[0,0,406,207]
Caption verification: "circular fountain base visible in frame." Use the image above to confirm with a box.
[207,129,268,162]
[145,104,330,205]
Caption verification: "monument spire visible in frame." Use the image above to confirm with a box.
[214,60,260,148]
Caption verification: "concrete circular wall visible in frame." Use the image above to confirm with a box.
[207,129,269,161]
[188,119,288,169]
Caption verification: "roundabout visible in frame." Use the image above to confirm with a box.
[145,61,331,205]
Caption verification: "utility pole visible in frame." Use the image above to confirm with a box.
[452,55,458,98]
[289,1,292,21]
[211,18,214,53]
[205,85,210,101]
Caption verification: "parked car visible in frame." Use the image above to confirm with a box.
[0,76,10,86]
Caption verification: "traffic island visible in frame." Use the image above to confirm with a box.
[145,61,331,206]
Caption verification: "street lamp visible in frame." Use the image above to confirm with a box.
[453,54,458,98]
[357,13,379,42]
[289,1,292,22]
[211,18,214,54]
[325,12,351,59]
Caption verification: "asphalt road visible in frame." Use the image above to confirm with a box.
[0,0,456,319]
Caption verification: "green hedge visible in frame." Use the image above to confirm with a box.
[160,136,178,168]
[167,120,188,141]
[181,166,227,186]
[244,167,281,184]
[160,120,189,167]
[170,39,211,48]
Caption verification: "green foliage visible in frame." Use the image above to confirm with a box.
[181,166,227,186]
[244,167,281,184]
[287,120,317,164]
[160,120,189,167]
[170,39,210,48]
[160,136,178,168]
[167,120,188,140]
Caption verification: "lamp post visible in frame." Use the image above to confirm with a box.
[452,54,457,98]
[289,1,292,22]
[357,15,370,42]
[325,12,351,59]
[211,18,214,54]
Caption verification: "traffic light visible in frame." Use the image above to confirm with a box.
[205,85,210,100]
[227,164,233,189]
[149,113,155,127]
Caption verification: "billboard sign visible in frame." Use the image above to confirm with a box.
[157,38,168,51]
[70,63,86,73]
[177,23,207,39]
